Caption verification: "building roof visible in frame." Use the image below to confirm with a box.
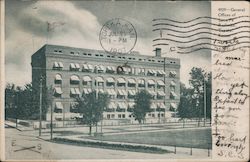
[33,44,180,66]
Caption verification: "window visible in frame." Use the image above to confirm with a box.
[82,88,92,96]
[148,79,155,88]
[170,103,177,111]
[122,114,125,118]
[54,87,62,98]
[111,114,115,118]
[95,65,105,73]
[82,76,92,86]
[127,103,135,112]
[107,114,110,119]
[106,66,116,74]
[117,102,126,112]
[138,79,145,88]
[117,78,126,87]
[147,70,156,76]
[157,80,165,89]
[127,78,136,87]
[70,88,80,98]
[70,75,80,84]
[107,102,116,111]
[170,86,175,92]
[70,102,78,113]
[150,103,157,110]
[95,76,104,87]
[170,91,177,99]
[138,68,145,75]
[170,81,176,91]
[82,64,94,73]
[107,89,116,99]
[53,62,63,70]
[54,74,62,84]
[148,90,156,99]
[117,89,126,99]
[106,77,115,87]
[157,70,166,77]
[70,63,80,71]
[54,102,63,113]
[169,71,177,78]
[128,90,136,99]
[123,67,132,75]
[157,91,165,99]
[118,114,121,118]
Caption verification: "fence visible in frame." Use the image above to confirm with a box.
[30,118,211,129]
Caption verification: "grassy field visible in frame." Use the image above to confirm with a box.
[88,128,212,149]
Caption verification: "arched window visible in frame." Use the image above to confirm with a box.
[106,77,115,87]
[95,76,104,87]
[170,80,176,91]
[127,78,136,87]
[157,80,165,89]
[147,79,155,88]
[70,75,80,84]
[54,74,62,84]
[117,77,126,87]
[138,79,145,88]
[82,76,92,86]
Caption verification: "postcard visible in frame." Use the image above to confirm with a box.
[0,0,249,162]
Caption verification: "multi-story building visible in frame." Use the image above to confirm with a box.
[31,44,180,123]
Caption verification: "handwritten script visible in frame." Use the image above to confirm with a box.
[212,1,249,160]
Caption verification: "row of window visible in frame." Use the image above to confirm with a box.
[106,113,165,119]
[53,87,177,99]
[53,49,177,64]
[54,101,177,114]
[55,74,177,88]
[53,62,177,77]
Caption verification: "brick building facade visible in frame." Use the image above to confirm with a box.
[31,44,180,123]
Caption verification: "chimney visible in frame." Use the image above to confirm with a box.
[155,48,161,57]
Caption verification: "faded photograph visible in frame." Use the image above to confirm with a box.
[4,0,213,160]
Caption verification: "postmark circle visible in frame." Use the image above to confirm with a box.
[99,18,137,54]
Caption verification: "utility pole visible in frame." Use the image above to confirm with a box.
[39,77,43,136]
[50,87,53,140]
[163,57,166,123]
[96,88,98,133]
[50,101,53,139]
[204,80,206,127]
[15,92,18,128]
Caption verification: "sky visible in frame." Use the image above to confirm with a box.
[5,0,211,87]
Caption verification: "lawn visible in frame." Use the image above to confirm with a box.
[88,128,212,149]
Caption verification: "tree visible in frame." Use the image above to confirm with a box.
[178,83,193,118]
[5,84,22,127]
[177,68,212,121]
[5,83,49,121]
[132,90,152,124]
[189,67,212,120]
[75,91,109,135]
